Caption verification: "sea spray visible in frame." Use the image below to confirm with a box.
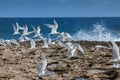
[73,23,120,41]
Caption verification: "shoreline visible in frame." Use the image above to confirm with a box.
[0,41,119,80]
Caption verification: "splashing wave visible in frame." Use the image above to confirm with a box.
[73,23,120,41]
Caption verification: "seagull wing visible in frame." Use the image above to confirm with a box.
[24,25,28,32]
[15,22,24,30]
[32,26,36,32]
[16,22,20,29]
[54,20,58,28]
[12,24,16,31]
[111,41,120,59]
[37,26,41,33]
[44,24,54,28]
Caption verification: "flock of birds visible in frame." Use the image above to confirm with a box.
[0,20,120,77]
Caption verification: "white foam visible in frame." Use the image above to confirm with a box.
[73,23,120,41]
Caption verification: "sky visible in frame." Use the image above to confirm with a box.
[0,0,120,17]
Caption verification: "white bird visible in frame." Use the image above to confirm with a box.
[57,32,66,41]
[41,38,49,48]
[19,36,29,42]
[19,25,34,41]
[95,45,103,49]
[10,39,20,46]
[64,33,73,41]
[67,45,77,58]
[12,22,24,35]
[15,22,24,30]
[33,53,47,76]
[65,42,73,50]
[57,32,72,41]
[0,39,6,46]
[29,39,36,49]
[22,25,34,36]
[22,37,36,49]
[73,43,84,54]
[19,35,25,42]
[48,36,55,46]
[5,40,12,48]
[108,41,120,68]
[63,42,84,58]
[44,20,59,35]
[12,24,20,35]
[32,26,42,38]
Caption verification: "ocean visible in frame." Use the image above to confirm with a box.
[0,17,120,41]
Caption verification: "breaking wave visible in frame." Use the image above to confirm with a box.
[73,23,120,41]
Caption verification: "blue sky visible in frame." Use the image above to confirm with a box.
[0,0,120,17]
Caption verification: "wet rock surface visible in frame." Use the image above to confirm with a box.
[0,41,119,80]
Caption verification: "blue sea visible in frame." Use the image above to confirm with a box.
[0,17,120,41]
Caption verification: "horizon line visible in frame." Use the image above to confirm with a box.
[0,16,120,18]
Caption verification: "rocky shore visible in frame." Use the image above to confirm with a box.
[0,41,119,80]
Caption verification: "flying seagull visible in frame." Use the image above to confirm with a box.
[108,41,120,68]
[44,20,59,35]
[33,53,47,76]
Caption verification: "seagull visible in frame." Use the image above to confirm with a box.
[65,42,73,50]
[19,25,34,41]
[0,39,6,46]
[22,37,36,49]
[67,45,77,58]
[108,41,120,68]
[33,53,47,76]
[12,22,24,35]
[64,33,73,41]
[73,43,84,54]
[15,22,24,30]
[62,42,84,58]
[32,26,42,38]
[41,38,49,48]
[5,40,12,48]
[22,25,34,36]
[48,36,55,46]
[10,39,20,46]
[12,23,20,35]
[44,20,59,35]
[57,32,66,41]
[29,39,36,49]
[57,32,72,41]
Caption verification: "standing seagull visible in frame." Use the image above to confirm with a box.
[41,38,49,48]
[33,53,47,76]
[108,41,120,68]
[44,20,59,35]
